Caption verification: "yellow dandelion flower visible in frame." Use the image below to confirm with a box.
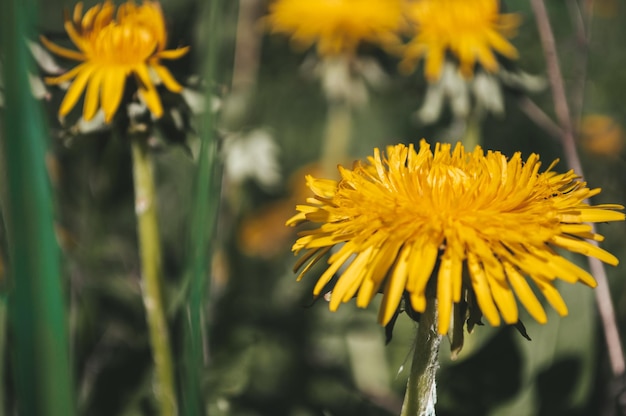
[287,141,624,335]
[401,0,521,82]
[265,0,405,56]
[41,0,189,122]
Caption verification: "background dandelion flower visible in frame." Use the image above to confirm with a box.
[287,141,624,335]
[265,0,405,57]
[41,0,189,122]
[401,0,521,82]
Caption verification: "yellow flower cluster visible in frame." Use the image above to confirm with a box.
[266,0,521,81]
[288,141,624,334]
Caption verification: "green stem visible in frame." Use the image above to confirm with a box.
[320,57,353,177]
[401,299,442,416]
[131,136,177,416]
[462,111,482,151]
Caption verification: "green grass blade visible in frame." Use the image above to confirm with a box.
[0,1,75,415]
[180,0,225,414]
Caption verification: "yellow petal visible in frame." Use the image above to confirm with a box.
[533,277,568,316]
[83,68,104,121]
[158,46,190,60]
[467,252,500,326]
[100,67,127,122]
[436,255,454,334]
[550,234,619,266]
[58,64,96,117]
[313,246,352,296]
[378,244,411,325]
[138,86,164,119]
[153,64,184,93]
[504,262,547,324]
[39,35,85,62]
[487,272,518,324]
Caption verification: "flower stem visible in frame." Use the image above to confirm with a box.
[320,56,354,177]
[401,299,442,416]
[462,111,482,151]
[321,100,352,177]
[131,136,177,416]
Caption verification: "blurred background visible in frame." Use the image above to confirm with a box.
[2,0,626,415]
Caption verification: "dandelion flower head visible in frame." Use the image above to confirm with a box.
[287,141,624,335]
[41,0,189,122]
[401,0,520,82]
[265,0,405,57]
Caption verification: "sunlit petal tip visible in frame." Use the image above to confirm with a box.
[158,46,190,60]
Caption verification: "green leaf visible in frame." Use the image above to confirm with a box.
[0,1,75,415]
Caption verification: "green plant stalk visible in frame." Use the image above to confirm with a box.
[400,299,442,416]
[0,0,75,415]
[131,136,177,416]
[321,100,352,177]
[462,111,482,151]
[320,56,353,177]
[180,0,224,414]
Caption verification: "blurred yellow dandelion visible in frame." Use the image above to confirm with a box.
[287,141,624,334]
[41,0,189,122]
[265,0,405,56]
[401,0,520,82]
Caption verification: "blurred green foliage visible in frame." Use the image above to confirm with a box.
[1,0,626,415]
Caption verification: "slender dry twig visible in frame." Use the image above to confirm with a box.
[566,0,594,129]
[530,0,625,378]
[517,96,563,140]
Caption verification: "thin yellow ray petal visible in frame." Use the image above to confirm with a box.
[63,20,88,52]
[548,254,597,287]
[306,176,337,199]
[378,244,411,325]
[313,248,352,296]
[152,64,184,93]
[559,224,592,235]
[467,252,500,326]
[485,29,519,59]
[293,246,329,274]
[578,209,625,223]
[425,47,445,82]
[504,262,547,324]
[83,68,104,121]
[138,86,164,119]
[356,241,402,307]
[81,3,102,30]
[72,2,84,25]
[409,291,426,313]
[58,64,96,117]
[487,270,518,324]
[407,236,439,294]
[39,36,85,61]
[158,47,190,60]
[100,68,127,122]
[436,255,454,335]
[475,45,498,72]
[45,64,85,85]
[450,251,463,303]
[533,277,568,316]
[550,235,619,266]
[331,246,374,307]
